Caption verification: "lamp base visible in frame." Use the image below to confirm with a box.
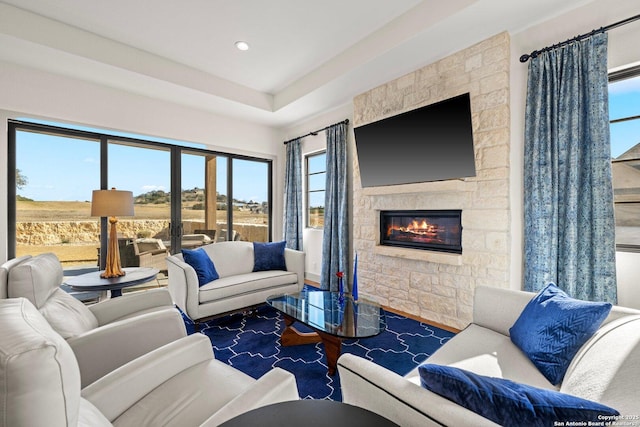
[100,270,126,279]
[101,216,126,279]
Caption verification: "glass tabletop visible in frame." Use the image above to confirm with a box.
[266,289,386,339]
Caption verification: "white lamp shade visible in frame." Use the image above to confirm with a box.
[91,189,134,217]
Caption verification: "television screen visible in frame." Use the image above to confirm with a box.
[354,93,476,188]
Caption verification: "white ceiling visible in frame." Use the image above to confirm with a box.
[0,0,596,127]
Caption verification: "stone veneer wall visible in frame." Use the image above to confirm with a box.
[352,32,510,329]
[16,220,267,244]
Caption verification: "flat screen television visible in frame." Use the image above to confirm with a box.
[354,93,476,188]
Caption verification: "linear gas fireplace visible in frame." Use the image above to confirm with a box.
[380,210,462,254]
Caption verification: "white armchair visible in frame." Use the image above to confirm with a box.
[6,252,187,387]
[0,298,299,426]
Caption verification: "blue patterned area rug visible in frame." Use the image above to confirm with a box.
[183,305,455,401]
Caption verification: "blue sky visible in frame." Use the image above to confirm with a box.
[609,74,640,158]
[16,121,269,202]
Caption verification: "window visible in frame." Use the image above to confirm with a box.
[8,120,273,268]
[610,66,640,250]
[306,151,326,228]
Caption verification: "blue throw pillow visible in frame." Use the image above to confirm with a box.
[509,283,612,385]
[253,241,287,272]
[418,364,619,427]
[182,248,219,287]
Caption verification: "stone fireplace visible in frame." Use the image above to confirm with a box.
[380,210,462,254]
[352,32,511,329]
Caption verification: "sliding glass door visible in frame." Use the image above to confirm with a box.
[179,152,229,249]
[108,141,172,270]
[8,120,273,272]
[232,158,271,242]
[13,129,101,268]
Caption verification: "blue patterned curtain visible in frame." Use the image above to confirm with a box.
[283,139,303,250]
[524,33,617,303]
[320,122,348,291]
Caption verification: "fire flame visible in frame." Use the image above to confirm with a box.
[386,218,437,236]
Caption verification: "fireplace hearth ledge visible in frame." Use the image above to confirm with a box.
[374,245,462,266]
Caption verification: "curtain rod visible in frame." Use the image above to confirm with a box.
[520,13,640,63]
[283,119,349,145]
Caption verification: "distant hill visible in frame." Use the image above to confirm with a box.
[133,188,255,206]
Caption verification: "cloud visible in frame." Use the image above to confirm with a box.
[141,185,166,192]
[83,157,98,164]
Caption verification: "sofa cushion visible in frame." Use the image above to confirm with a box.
[419,323,555,390]
[201,241,255,277]
[8,253,99,338]
[112,358,255,426]
[418,364,619,427]
[509,283,611,385]
[182,248,219,286]
[253,241,287,272]
[560,315,640,414]
[0,298,84,426]
[8,252,65,307]
[199,271,298,304]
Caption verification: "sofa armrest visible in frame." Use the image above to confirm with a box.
[202,367,300,426]
[88,288,173,325]
[284,248,305,290]
[473,286,534,335]
[166,255,200,319]
[337,354,498,427]
[69,307,187,388]
[82,333,213,422]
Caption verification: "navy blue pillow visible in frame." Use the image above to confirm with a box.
[253,241,287,272]
[509,283,612,385]
[182,248,219,286]
[418,364,619,427]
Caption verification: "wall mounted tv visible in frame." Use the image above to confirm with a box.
[354,93,476,188]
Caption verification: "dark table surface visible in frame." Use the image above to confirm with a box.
[218,400,399,427]
[64,267,159,297]
[266,289,386,339]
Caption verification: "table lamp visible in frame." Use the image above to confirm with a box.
[91,188,134,278]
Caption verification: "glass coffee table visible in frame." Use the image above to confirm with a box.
[266,289,386,375]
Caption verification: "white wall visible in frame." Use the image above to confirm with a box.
[510,0,640,308]
[0,61,283,263]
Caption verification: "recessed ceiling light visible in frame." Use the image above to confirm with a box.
[235,41,249,51]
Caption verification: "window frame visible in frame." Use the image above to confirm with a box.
[7,119,273,261]
[609,64,640,252]
[305,150,326,229]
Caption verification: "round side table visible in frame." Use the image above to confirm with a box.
[65,267,159,299]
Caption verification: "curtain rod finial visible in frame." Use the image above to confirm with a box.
[520,54,530,63]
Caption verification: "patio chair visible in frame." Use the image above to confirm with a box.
[194,229,217,241]
[132,238,170,271]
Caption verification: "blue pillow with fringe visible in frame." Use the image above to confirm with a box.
[418,364,619,427]
[253,241,287,272]
[509,283,612,385]
[182,248,219,286]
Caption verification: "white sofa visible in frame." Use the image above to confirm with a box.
[338,286,640,427]
[166,241,305,327]
[0,297,300,426]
